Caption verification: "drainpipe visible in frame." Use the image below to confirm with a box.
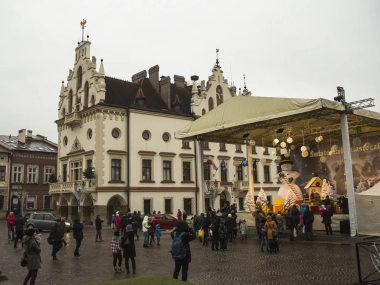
[127,108,130,211]
[194,139,198,214]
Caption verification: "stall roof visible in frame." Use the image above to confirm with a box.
[175,96,380,146]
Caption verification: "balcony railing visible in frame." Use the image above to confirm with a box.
[233,180,249,191]
[49,179,97,194]
[64,111,82,126]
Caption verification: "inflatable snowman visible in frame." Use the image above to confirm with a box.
[274,155,303,201]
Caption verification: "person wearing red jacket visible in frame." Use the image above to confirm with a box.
[6,211,16,241]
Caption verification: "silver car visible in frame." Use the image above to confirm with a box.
[25,212,72,232]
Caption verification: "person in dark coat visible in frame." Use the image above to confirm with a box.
[121,224,136,274]
[211,213,220,251]
[322,205,334,235]
[303,206,315,241]
[132,211,139,240]
[22,228,41,285]
[120,214,128,236]
[95,215,104,242]
[72,219,84,257]
[201,215,211,246]
[285,209,295,241]
[171,221,196,282]
[14,214,25,248]
[49,219,64,260]
[291,205,301,234]
[225,214,236,243]
[197,213,205,242]
[60,217,67,246]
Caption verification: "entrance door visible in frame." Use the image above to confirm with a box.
[219,192,230,209]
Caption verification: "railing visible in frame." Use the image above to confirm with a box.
[64,111,82,126]
[49,179,97,194]
[233,180,249,191]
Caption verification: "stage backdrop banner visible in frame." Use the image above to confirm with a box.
[355,181,380,236]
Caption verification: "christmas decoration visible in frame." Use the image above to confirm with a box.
[244,191,256,212]
[256,188,268,205]
[321,179,329,200]
[284,190,296,210]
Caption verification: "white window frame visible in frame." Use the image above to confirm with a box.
[27,195,37,210]
[27,165,38,183]
[111,158,122,181]
[44,167,55,183]
[13,165,23,183]
[108,154,125,182]
[70,160,82,181]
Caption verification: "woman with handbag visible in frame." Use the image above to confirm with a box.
[22,228,41,285]
[121,224,136,274]
[264,215,278,253]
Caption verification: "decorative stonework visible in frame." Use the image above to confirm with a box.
[70,137,83,152]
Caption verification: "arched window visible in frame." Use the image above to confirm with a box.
[91,95,95,106]
[68,90,73,113]
[202,108,206,116]
[216,85,223,106]
[208,97,214,111]
[77,66,82,91]
[84,81,89,108]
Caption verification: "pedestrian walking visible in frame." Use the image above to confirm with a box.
[219,219,228,251]
[155,223,162,246]
[60,217,67,246]
[95,214,104,242]
[111,231,123,272]
[211,213,220,251]
[73,218,84,257]
[177,209,182,221]
[6,211,15,242]
[171,221,196,282]
[286,209,295,241]
[276,211,284,238]
[259,216,269,251]
[182,210,187,222]
[201,214,211,246]
[115,212,121,231]
[239,218,248,240]
[120,214,127,236]
[121,224,136,274]
[149,216,156,246]
[111,212,116,230]
[225,214,235,243]
[303,206,315,241]
[322,205,333,235]
[14,214,25,248]
[132,211,139,240]
[49,219,64,261]
[22,228,41,285]
[142,215,150,248]
[264,214,278,254]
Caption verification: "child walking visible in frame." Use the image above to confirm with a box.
[155,224,162,246]
[111,231,123,272]
[240,218,248,240]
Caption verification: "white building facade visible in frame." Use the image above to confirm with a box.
[49,39,282,225]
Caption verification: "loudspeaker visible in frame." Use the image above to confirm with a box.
[342,198,349,214]
[340,220,350,234]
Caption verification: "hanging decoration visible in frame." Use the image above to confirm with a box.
[301,130,308,157]
[280,141,287,148]
[290,145,296,150]
[352,137,361,146]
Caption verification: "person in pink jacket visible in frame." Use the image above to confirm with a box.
[6,211,16,241]
[115,212,121,231]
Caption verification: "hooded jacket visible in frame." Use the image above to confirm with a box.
[22,235,41,270]
[142,216,150,233]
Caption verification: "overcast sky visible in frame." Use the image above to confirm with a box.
[1,0,379,143]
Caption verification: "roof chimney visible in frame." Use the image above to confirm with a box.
[18,129,26,144]
[159,76,171,109]
[148,65,159,93]
[132,70,147,83]
[174,75,185,88]
[27,130,33,138]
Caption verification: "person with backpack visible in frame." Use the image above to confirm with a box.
[171,221,196,282]
[111,231,123,272]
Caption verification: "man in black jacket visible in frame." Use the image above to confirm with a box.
[303,205,315,241]
[211,213,220,251]
[95,214,104,242]
[171,221,196,282]
[14,214,24,248]
[49,219,64,260]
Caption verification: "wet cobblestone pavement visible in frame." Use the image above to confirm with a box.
[0,221,378,285]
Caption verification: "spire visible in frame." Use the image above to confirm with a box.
[243,74,247,90]
[215,49,220,67]
[80,19,87,42]
[99,59,105,76]
[191,75,199,96]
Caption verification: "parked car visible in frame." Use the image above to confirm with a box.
[25,212,72,232]
[153,214,180,229]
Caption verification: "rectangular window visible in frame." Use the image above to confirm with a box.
[111,159,121,181]
[165,198,172,214]
[184,198,192,214]
[44,196,53,210]
[0,195,4,210]
[182,140,190,148]
[235,144,242,151]
[44,167,54,183]
[142,159,151,180]
[28,166,38,183]
[163,161,172,181]
[203,163,211,181]
[238,197,244,211]
[219,142,226,151]
[253,162,258,182]
[236,165,243,181]
[143,199,151,215]
[183,162,191,181]
[264,165,270,182]
[221,171,227,182]
[0,166,5,181]
[87,159,93,168]
[203,141,209,149]
[13,166,23,183]
[62,164,67,182]
[70,161,82,181]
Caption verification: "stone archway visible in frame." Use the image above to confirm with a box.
[219,189,232,209]
[106,195,128,225]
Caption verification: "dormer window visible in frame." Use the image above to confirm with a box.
[77,66,82,91]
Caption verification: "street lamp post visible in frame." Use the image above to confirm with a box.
[73,181,87,220]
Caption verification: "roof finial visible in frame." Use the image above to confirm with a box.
[243,74,246,90]
[216,48,220,67]
[80,19,87,42]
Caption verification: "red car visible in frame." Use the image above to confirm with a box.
[153,214,180,229]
